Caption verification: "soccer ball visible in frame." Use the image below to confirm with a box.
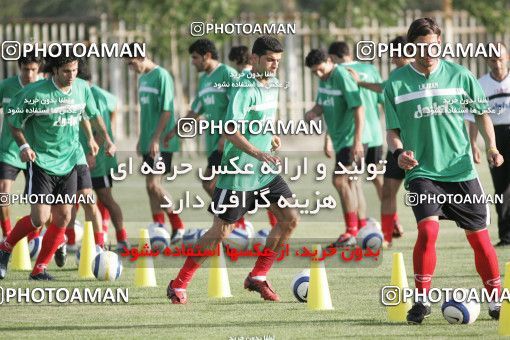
[76,245,104,266]
[92,251,123,281]
[223,228,250,250]
[366,217,382,231]
[252,228,271,248]
[182,228,208,247]
[356,225,383,251]
[73,220,84,244]
[28,236,42,259]
[148,226,170,251]
[441,289,480,324]
[290,269,310,302]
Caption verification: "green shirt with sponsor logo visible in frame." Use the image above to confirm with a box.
[343,61,384,147]
[138,66,178,153]
[315,65,369,151]
[216,76,279,191]
[384,60,488,188]
[79,84,118,178]
[191,63,237,156]
[0,76,30,169]
[7,77,99,176]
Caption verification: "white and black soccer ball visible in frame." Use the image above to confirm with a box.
[366,217,382,231]
[290,269,310,302]
[148,226,170,251]
[28,236,42,259]
[441,289,480,324]
[252,228,271,248]
[356,225,383,251]
[92,251,123,281]
[76,245,104,266]
[182,228,208,247]
[223,228,250,250]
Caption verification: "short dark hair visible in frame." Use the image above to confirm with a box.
[18,50,43,67]
[188,39,219,60]
[328,41,350,58]
[389,36,406,48]
[228,45,250,65]
[45,44,80,73]
[78,58,92,81]
[407,18,441,43]
[305,49,328,68]
[252,36,283,57]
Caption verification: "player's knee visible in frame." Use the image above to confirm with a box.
[50,210,72,226]
[281,210,299,231]
[218,223,235,240]
[332,175,347,189]
[146,181,159,194]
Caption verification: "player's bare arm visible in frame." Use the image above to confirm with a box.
[346,68,383,93]
[474,113,504,167]
[80,117,99,157]
[226,130,280,164]
[387,128,418,170]
[351,105,365,161]
[9,125,36,162]
[304,104,323,121]
[150,110,172,158]
[468,121,481,164]
[90,115,115,156]
[323,133,333,158]
[163,110,199,147]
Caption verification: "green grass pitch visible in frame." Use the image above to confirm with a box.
[1,153,508,339]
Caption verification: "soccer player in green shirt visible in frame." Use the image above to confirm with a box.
[167,36,299,304]
[348,36,411,247]
[328,41,385,206]
[385,18,503,323]
[0,52,43,239]
[126,44,185,243]
[304,49,367,247]
[0,51,115,280]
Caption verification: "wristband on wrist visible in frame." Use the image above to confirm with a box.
[393,148,404,161]
[487,147,499,154]
[19,143,30,152]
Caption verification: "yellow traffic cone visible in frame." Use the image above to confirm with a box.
[134,228,157,287]
[208,244,232,298]
[11,236,31,271]
[307,244,333,310]
[499,262,510,336]
[387,252,412,322]
[78,221,96,279]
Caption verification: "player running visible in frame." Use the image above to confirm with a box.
[126,44,185,243]
[328,41,385,206]
[348,36,411,247]
[0,52,43,239]
[0,50,115,280]
[385,18,503,323]
[304,49,367,247]
[167,36,299,304]
[468,43,510,247]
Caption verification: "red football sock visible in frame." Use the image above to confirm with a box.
[344,211,358,236]
[467,229,501,297]
[116,228,127,242]
[1,218,12,237]
[65,227,76,245]
[358,217,367,229]
[94,232,104,247]
[413,220,439,293]
[74,203,80,212]
[250,247,278,277]
[267,210,278,228]
[167,212,184,230]
[97,201,110,232]
[32,223,65,276]
[0,215,37,252]
[382,213,396,242]
[172,257,201,289]
[27,228,41,242]
[235,216,246,229]
[152,213,165,224]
